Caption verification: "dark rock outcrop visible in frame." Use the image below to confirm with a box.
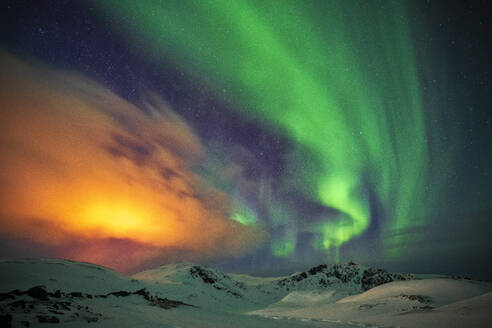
[27,286,48,300]
[0,285,192,327]
[274,262,415,292]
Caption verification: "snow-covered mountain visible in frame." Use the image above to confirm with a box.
[132,261,415,311]
[1,259,491,328]
[0,259,145,294]
[257,261,414,297]
[132,262,259,311]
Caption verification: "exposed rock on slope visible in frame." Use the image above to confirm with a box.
[133,262,257,311]
[0,284,192,326]
[133,261,416,311]
[263,261,414,294]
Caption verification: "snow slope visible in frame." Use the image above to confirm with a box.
[251,277,492,328]
[133,262,265,311]
[132,261,416,312]
[253,262,415,303]
[0,260,362,327]
[1,259,491,327]
[0,258,144,294]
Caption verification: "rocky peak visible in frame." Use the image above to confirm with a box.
[273,262,414,292]
[187,265,246,298]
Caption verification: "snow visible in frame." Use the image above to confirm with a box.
[251,277,492,328]
[0,258,144,294]
[1,259,491,327]
[228,273,289,286]
[338,278,490,306]
[132,262,266,311]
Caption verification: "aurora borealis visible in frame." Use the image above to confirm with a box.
[1,1,491,278]
[95,0,431,256]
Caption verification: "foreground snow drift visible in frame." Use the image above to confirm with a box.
[251,278,492,328]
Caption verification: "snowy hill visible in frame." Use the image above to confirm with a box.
[0,259,144,294]
[252,277,492,328]
[132,262,260,311]
[256,262,414,300]
[132,261,415,311]
[1,259,491,327]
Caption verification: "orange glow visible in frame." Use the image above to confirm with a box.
[0,52,266,272]
[82,203,154,236]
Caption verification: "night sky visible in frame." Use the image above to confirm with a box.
[1,0,491,279]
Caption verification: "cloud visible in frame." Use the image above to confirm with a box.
[0,52,266,273]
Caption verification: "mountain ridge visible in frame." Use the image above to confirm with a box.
[1,258,490,327]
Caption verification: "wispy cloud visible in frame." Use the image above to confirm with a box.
[0,52,266,273]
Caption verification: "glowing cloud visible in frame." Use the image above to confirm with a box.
[0,52,265,272]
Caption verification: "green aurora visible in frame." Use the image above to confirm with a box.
[94,0,439,259]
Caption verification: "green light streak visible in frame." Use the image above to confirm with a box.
[230,212,256,226]
[272,240,295,258]
[94,0,431,258]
